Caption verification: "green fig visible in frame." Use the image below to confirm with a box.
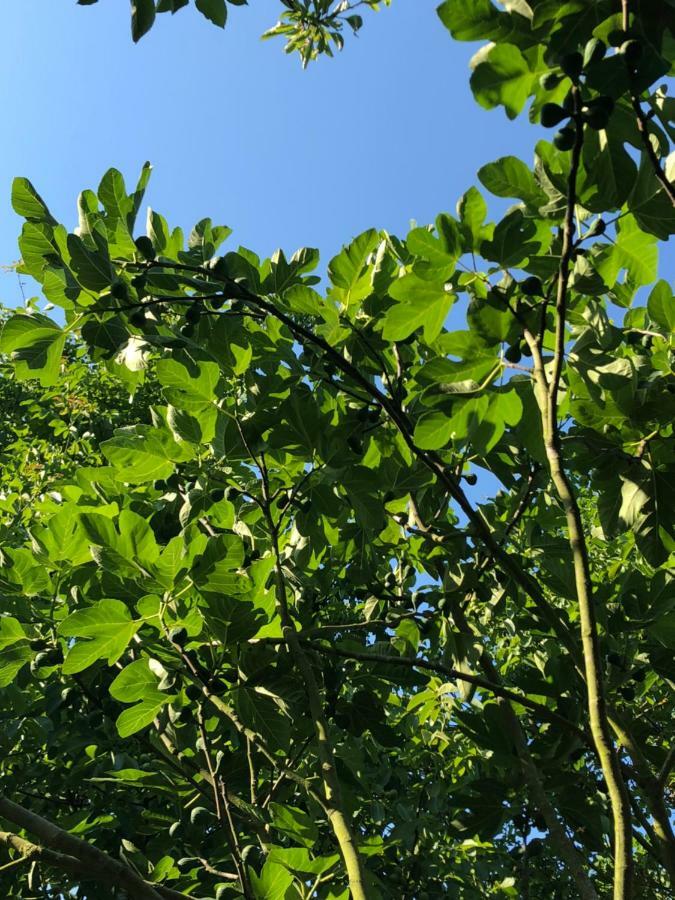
[587,218,606,237]
[560,51,583,82]
[131,274,147,292]
[607,29,627,48]
[540,102,567,128]
[185,683,202,702]
[539,72,562,91]
[620,39,643,66]
[504,344,522,364]
[111,280,128,301]
[520,275,543,296]
[553,125,577,151]
[134,236,155,260]
[185,305,201,325]
[169,626,188,646]
[583,37,606,67]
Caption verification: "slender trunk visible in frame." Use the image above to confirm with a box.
[452,603,599,900]
[266,516,367,900]
[610,717,675,884]
[523,86,633,898]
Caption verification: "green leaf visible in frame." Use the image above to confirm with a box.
[101,425,193,483]
[59,600,140,673]
[0,313,66,386]
[414,410,455,450]
[131,0,156,42]
[192,534,250,595]
[437,0,508,41]
[0,645,31,688]
[647,280,675,332]
[328,229,379,307]
[110,658,164,702]
[11,177,56,224]
[233,687,290,752]
[195,0,227,27]
[116,698,168,737]
[0,617,27,651]
[67,232,113,291]
[269,803,319,850]
[249,861,294,900]
[267,846,340,876]
[382,274,453,343]
[478,156,547,208]
[470,43,535,120]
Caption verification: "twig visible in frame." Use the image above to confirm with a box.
[622,0,675,206]
[302,640,584,738]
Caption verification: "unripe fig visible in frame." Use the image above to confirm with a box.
[583,38,606,67]
[560,51,584,82]
[587,218,606,237]
[347,436,363,455]
[131,274,147,292]
[539,72,562,91]
[607,29,627,48]
[111,280,128,301]
[169,627,188,647]
[185,683,202,702]
[185,305,201,325]
[207,256,230,278]
[590,94,614,115]
[553,126,577,151]
[134,236,155,260]
[620,39,643,65]
[520,276,543,296]
[540,103,567,128]
[582,106,610,130]
[504,344,522,364]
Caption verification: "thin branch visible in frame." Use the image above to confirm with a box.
[622,0,675,206]
[0,804,173,900]
[259,475,368,900]
[658,745,675,788]
[522,85,634,899]
[302,640,585,738]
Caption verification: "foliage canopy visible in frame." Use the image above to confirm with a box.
[0,1,674,899]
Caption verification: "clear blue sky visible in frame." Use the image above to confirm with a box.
[0,0,544,306]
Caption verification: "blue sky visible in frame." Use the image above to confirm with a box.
[0,0,543,306]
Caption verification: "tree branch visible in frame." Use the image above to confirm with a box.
[257,461,368,900]
[522,86,634,899]
[622,0,675,206]
[302,640,584,738]
[0,801,190,900]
